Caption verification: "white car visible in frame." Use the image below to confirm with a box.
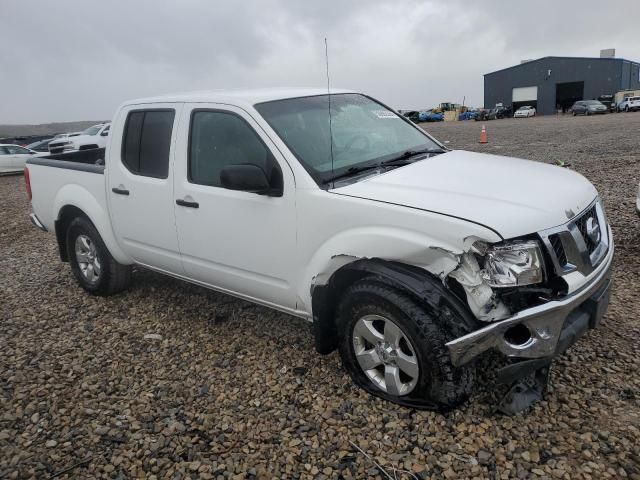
[514,106,536,118]
[48,123,110,154]
[0,144,36,171]
[24,88,613,413]
[618,96,640,112]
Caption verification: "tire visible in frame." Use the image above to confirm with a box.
[66,216,131,296]
[336,279,475,410]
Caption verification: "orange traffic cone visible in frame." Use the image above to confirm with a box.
[479,125,488,144]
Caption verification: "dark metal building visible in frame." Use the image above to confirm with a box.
[484,56,640,115]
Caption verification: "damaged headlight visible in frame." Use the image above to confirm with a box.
[477,240,544,288]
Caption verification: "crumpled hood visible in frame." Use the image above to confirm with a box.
[331,150,597,239]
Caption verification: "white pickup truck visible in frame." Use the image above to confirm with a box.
[48,123,110,154]
[25,89,613,413]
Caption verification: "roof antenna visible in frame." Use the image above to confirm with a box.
[325,37,335,188]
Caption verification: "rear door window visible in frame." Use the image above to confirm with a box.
[122,109,175,178]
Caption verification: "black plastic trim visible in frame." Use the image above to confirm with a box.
[26,157,104,174]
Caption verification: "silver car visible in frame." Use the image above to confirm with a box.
[571,100,608,116]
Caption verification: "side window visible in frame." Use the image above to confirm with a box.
[121,109,175,178]
[0,146,8,155]
[189,110,275,187]
[7,146,30,154]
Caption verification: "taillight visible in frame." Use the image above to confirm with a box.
[24,167,32,201]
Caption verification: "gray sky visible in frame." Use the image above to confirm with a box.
[1,0,639,124]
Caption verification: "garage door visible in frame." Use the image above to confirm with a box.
[512,86,538,102]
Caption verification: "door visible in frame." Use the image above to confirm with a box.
[107,103,184,274]
[4,145,33,168]
[173,104,297,309]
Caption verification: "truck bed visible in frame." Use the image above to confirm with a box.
[25,150,107,234]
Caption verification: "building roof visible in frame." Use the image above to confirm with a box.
[484,56,640,76]
[123,88,355,109]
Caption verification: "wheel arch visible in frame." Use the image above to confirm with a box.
[311,258,479,355]
[52,184,130,264]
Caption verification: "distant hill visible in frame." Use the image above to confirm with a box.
[0,120,107,138]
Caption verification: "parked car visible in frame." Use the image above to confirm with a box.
[514,106,536,118]
[25,88,613,413]
[26,138,54,156]
[474,108,490,121]
[597,94,615,112]
[0,144,36,169]
[402,111,420,123]
[488,105,512,119]
[48,123,110,154]
[570,100,608,116]
[617,96,640,112]
[48,133,83,153]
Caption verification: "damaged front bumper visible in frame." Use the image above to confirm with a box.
[446,240,614,367]
[446,240,613,414]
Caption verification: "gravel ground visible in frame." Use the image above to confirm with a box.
[1,113,640,479]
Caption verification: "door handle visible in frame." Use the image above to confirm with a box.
[176,198,199,208]
[111,187,130,195]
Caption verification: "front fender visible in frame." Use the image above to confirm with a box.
[53,184,131,264]
[299,224,500,311]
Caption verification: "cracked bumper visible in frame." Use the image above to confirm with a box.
[446,241,614,367]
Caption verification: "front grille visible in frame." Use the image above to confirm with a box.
[540,199,608,276]
[548,234,567,266]
[574,205,599,254]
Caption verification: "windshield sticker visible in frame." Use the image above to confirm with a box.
[372,110,399,119]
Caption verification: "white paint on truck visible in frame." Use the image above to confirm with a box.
[25,88,614,411]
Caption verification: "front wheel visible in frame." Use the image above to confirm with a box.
[336,280,475,409]
[66,216,131,296]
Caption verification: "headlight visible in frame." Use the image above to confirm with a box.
[477,240,544,288]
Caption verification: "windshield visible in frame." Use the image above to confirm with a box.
[255,94,441,185]
[584,100,601,106]
[82,125,102,136]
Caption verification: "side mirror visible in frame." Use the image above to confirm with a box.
[220,163,282,196]
[100,131,109,136]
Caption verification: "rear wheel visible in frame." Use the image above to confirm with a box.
[337,280,475,409]
[66,216,131,296]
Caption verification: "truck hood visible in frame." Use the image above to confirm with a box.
[331,150,597,239]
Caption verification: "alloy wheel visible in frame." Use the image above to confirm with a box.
[352,314,419,395]
[75,234,101,284]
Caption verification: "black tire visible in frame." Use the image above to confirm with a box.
[66,216,131,296]
[336,279,475,410]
